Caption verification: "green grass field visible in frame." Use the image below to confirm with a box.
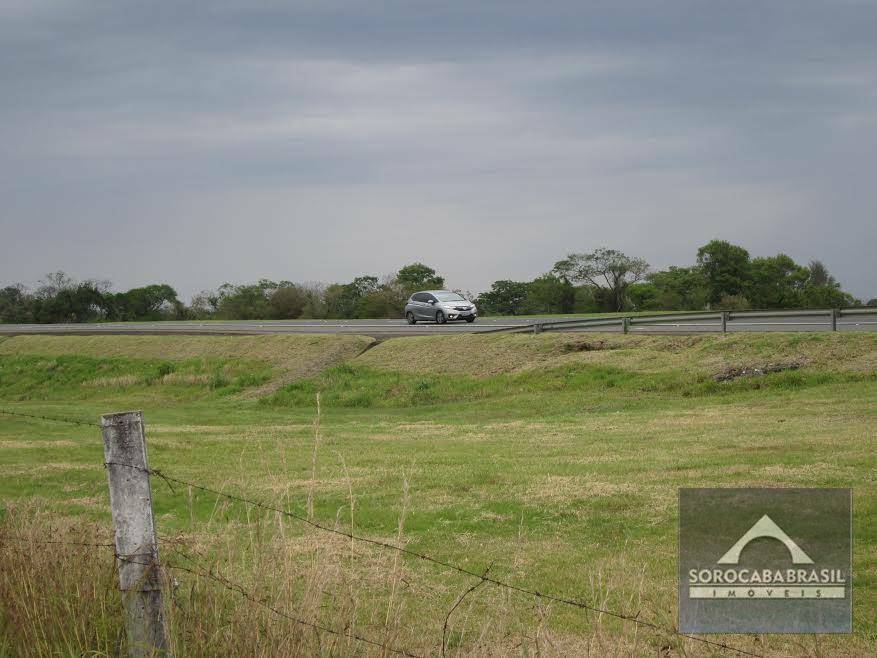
[1,332,875,656]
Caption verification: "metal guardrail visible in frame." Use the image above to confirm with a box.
[483,307,877,335]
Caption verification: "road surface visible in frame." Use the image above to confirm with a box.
[0,312,875,338]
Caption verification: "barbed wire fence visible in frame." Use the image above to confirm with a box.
[0,407,762,657]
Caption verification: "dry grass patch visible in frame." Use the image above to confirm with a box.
[525,476,636,503]
[150,424,242,434]
[755,463,859,480]
[356,332,877,377]
[160,371,212,385]
[0,439,78,449]
[82,374,140,387]
[64,496,103,508]
[5,508,682,657]
[1,462,97,476]
[363,421,461,441]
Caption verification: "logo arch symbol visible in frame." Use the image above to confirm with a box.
[717,514,814,565]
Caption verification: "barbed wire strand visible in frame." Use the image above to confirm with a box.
[0,408,99,428]
[0,534,422,658]
[119,548,423,658]
[105,460,761,658]
[0,410,760,656]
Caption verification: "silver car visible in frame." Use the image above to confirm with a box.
[405,290,477,324]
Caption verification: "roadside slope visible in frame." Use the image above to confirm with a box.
[0,334,375,386]
[354,332,877,376]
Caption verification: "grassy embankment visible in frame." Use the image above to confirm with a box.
[0,332,875,656]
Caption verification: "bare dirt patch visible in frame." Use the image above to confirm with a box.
[713,361,805,382]
[559,338,611,353]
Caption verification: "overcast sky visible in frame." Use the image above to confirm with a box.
[2,1,875,300]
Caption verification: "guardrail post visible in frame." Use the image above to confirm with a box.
[622,317,630,334]
[533,323,543,334]
[831,308,838,332]
[102,411,171,658]
[721,311,728,333]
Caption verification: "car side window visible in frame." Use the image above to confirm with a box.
[412,293,426,303]
[425,294,437,303]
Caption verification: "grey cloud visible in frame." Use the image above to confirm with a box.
[1,1,875,299]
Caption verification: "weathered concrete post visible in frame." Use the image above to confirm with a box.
[622,317,630,334]
[831,308,838,332]
[102,411,171,657]
[721,311,729,333]
[533,323,543,334]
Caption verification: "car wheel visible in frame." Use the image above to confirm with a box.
[406,312,416,325]
[465,316,475,323]
[435,310,446,324]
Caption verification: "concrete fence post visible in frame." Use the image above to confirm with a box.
[622,317,630,334]
[102,411,171,658]
[831,309,838,332]
[721,311,728,333]
[533,323,543,334]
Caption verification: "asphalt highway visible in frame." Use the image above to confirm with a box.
[1,312,875,338]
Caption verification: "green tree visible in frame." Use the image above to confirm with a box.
[801,284,855,308]
[350,276,380,297]
[268,284,307,319]
[396,263,444,290]
[627,283,661,311]
[696,240,751,305]
[110,284,182,320]
[807,260,836,288]
[298,283,328,319]
[323,283,352,318]
[476,280,530,315]
[523,274,575,314]
[34,281,108,323]
[799,260,856,308]
[0,285,34,323]
[324,276,383,318]
[572,285,601,313]
[647,266,709,310]
[746,254,809,308]
[215,281,275,319]
[355,287,405,318]
[553,248,649,311]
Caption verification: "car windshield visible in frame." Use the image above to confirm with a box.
[434,292,465,302]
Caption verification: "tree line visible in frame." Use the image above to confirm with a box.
[478,241,871,315]
[0,242,872,323]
